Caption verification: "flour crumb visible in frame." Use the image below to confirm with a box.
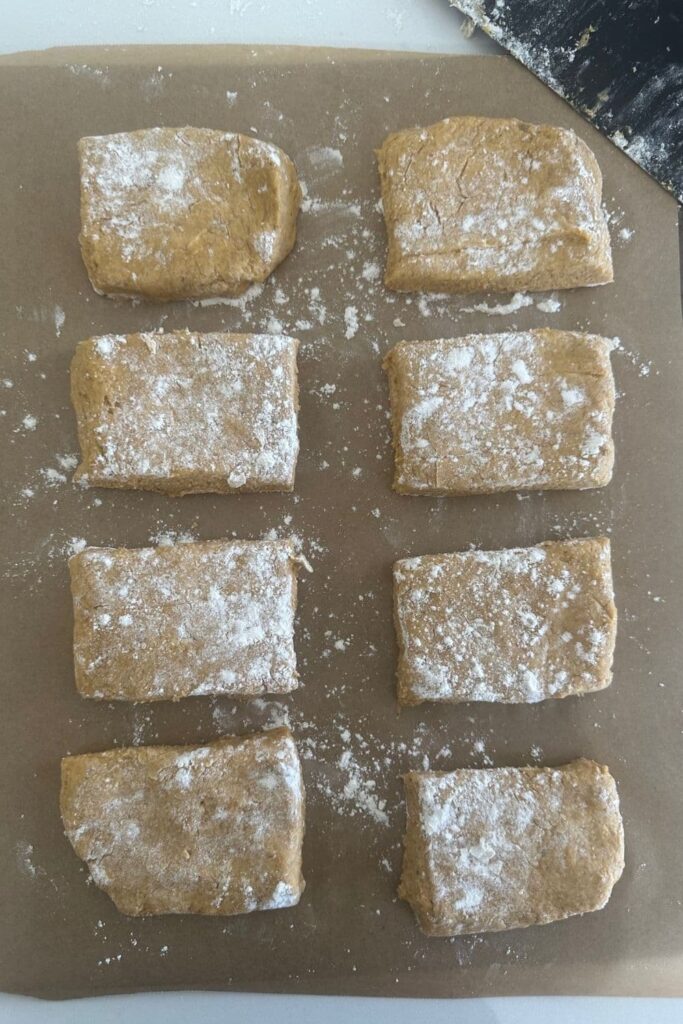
[56,453,78,471]
[192,282,264,311]
[306,145,343,170]
[536,296,561,313]
[225,90,238,105]
[150,529,197,547]
[462,293,534,315]
[361,261,381,283]
[344,306,359,339]
[472,738,494,766]
[54,306,65,337]
[21,415,37,431]
[250,698,291,729]
[40,466,67,487]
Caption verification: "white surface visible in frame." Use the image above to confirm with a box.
[2,993,683,1023]
[1,0,498,55]
[1,2,679,1022]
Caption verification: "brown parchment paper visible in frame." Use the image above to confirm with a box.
[0,44,682,1001]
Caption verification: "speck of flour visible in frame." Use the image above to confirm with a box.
[361,261,381,282]
[344,306,359,339]
[461,292,534,315]
[54,306,65,336]
[149,528,197,547]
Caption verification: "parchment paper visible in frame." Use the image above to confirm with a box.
[0,44,681,1000]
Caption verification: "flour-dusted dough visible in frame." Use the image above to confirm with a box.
[383,329,615,495]
[377,115,613,293]
[394,538,616,706]
[61,728,306,917]
[71,330,299,494]
[79,127,301,300]
[70,538,303,701]
[400,759,624,937]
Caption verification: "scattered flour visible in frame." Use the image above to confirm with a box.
[16,840,38,878]
[332,748,389,826]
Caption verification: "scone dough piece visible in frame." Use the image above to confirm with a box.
[394,537,616,705]
[377,115,613,293]
[61,728,306,917]
[71,331,299,494]
[383,329,615,495]
[70,539,302,701]
[79,127,301,300]
[400,759,624,936]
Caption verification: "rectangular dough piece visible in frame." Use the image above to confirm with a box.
[383,329,615,495]
[400,759,624,937]
[71,330,299,494]
[70,538,302,702]
[79,127,301,300]
[377,115,613,293]
[394,537,616,706]
[61,728,306,917]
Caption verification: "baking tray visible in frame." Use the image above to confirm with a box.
[0,44,681,999]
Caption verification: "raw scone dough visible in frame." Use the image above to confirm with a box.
[71,330,299,494]
[377,115,613,293]
[70,538,302,701]
[400,759,624,937]
[79,127,301,300]
[383,329,615,495]
[61,728,306,917]
[394,538,616,705]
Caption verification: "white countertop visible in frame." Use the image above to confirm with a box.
[2,2,680,1021]
[3,0,496,55]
